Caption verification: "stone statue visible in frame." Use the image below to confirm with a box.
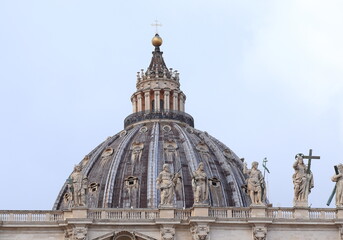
[156,164,180,206]
[243,161,266,205]
[292,153,314,205]
[331,164,343,207]
[69,164,88,207]
[192,162,209,204]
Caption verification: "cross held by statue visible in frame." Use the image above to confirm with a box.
[302,149,320,174]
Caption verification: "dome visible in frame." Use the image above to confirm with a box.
[53,34,250,210]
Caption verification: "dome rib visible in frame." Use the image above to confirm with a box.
[103,125,141,208]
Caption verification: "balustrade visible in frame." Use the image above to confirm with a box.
[0,207,340,222]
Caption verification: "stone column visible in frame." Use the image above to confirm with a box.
[137,94,143,112]
[173,91,179,111]
[154,90,160,112]
[144,91,150,112]
[164,90,170,111]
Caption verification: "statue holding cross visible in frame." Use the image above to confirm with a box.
[292,149,320,207]
[330,164,343,207]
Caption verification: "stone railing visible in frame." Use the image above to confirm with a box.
[87,209,160,220]
[265,207,337,219]
[0,207,339,222]
[0,210,63,222]
[175,209,192,220]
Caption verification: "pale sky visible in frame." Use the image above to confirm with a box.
[0,0,342,210]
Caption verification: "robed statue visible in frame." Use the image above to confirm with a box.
[156,164,181,206]
[192,162,209,205]
[331,164,343,207]
[243,161,266,205]
[292,153,314,205]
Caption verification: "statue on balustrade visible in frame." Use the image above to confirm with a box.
[192,162,209,205]
[243,161,266,205]
[292,153,314,205]
[331,163,343,207]
[156,164,181,206]
[68,164,88,207]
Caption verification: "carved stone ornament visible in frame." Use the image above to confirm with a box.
[253,226,267,240]
[190,224,210,240]
[223,149,232,161]
[160,226,175,240]
[196,142,210,161]
[120,130,127,137]
[81,155,90,168]
[186,126,194,134]
[164,140,178,163]
[162,125,172,132]
[65,226,88,240]
[100,147,114,166]
[139,126,148,133]
[130,142,144,166]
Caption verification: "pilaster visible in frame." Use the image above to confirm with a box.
[173,91,179,111]
[144,91,150,111]
[179,93,185,112]
[154,90,161,111]
[137,94,143,112]
[132,96,137,113]
[164,90,170,111]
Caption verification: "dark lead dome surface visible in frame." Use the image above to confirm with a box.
[53,34,250,210]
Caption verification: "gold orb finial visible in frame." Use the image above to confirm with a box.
[152,34,163,47]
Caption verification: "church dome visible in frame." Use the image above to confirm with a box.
[53,34,250,210]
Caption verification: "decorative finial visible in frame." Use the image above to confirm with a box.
[151,20,162,34]
[152,34,163,47]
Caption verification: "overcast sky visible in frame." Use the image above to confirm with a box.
[0,0,342,210]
